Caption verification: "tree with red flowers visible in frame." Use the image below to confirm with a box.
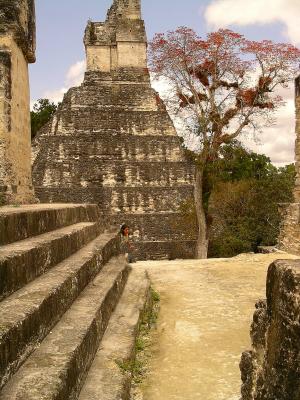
[149,27,300,258]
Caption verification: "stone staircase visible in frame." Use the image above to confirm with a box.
[0,204,150,399]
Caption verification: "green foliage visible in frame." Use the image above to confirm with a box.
[150,287,160,304]
[115,358,144,377]
[181,142,295,258]
[31,99,58,139]
[207,144,295,257]
[202,141,276,211]
[135,337,146,352]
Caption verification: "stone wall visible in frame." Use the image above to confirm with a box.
[294,76,300,202]
[240,259,300,400]
[84,0,147,73]
[33,0,197,260]
[0,0,36,204]
[278,76,300,254]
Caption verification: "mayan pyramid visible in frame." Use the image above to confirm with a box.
[33,0,197,259]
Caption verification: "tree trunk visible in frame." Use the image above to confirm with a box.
[194,167,208,259]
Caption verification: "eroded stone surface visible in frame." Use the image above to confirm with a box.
[0,203,102,245]
[279,76,300,254]
[0,0,36,204]
[0,202,122,390]
[79,267,150,400]
[0,256,129,398]
[241,259,300,400]
[32,0,197,260]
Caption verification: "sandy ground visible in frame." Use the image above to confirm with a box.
[134,252,298,400]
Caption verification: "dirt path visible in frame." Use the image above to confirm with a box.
[134,252,298,400]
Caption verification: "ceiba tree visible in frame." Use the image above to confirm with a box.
[149,27,300,258]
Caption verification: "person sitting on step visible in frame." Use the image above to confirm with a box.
[120,223,134,263]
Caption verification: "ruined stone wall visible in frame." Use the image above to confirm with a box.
[84,0,147,73]
[33,0,197,260]
[0,0,36,204]
[278,76,300,254]
[294,76,300,202]
[240,259,300,400]
[242,75,300,399]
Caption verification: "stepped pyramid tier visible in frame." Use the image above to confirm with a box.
[278,76,300,254]
[32,0,197,260]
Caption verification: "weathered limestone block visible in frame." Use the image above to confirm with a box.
[240,299,268,400]
[33,0,197,259]
[84,0,146,73]
[279,76,300,254]
[0,0,36,204]
[240,260,300,400]
[278,203,300,254]
[0,0,36,62]
[294,76,300,201]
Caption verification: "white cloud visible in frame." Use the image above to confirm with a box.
[245,87,296,166]
[65,60,86,87]
[153,75,296,166]
[42,87,68,104]
[205,0,300,45]
[203,0,299,165]
[33,60,86,105]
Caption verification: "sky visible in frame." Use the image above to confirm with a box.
[30,0,300,166]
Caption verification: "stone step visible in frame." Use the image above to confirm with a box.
[0,256,130,399]
[52,110,175,136]
[33,133,186,171]
[107,212,197,241]
[34,186,194,214]
[78,267,150,400]
[70,83,157,109]
[134,240,197,260]
[0,203,101,245]
[0,221,101,300]
[33,160,194,188]
[72,81,157,104]
[0,231,120,389]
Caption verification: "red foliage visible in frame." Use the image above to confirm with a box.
[178,92,207,108]
[155,93,163,106]
[258,76,272,91]
[237,89,275,109]
[178,93,189,107]
[222,108,238,125]
[237,89,257,107]
[194,68,209,87]
[149,26,300,143]
[258,102,275,110]
[219,80,239,89]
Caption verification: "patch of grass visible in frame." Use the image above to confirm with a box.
[139,290,160,331]
[116,286,161,388]
[150,287,160,303]
[116,358,144,383]
[135,337,146,352]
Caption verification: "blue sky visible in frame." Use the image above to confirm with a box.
[30,0,300,165]
[30,0,287,101]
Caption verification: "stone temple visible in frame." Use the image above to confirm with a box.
[33,0,197,260]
